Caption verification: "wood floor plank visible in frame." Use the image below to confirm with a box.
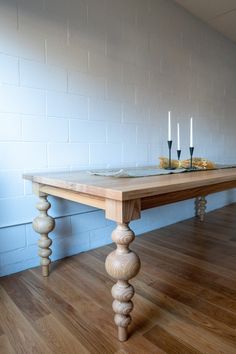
[141,234,236,279]
[19,271,117,354]
[1,273,90,354]
[0,204,236,353]
[0,286,52,354]
[158,223,236,253]
[153,277,236,326]
[135,240,236,300]
[1,276,49,322]
[132,242,236,306]
[134,291,236,354]
[152,217,236,248]
[34,314,90,354]
[135,279,236,345]
[135,235,236,282]
[0,335,16,354]
[149,228,236,268]
[144,324,201,354]
[138,251,236,315]
[0,321,4,337]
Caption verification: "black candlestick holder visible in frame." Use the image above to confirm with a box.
[177,149,181,168]
[165,140,176,170]
[189,146,194,169]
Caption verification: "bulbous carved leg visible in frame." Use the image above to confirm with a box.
[105,223,140,342]
[32,195,55,277]
[196,196,207,222]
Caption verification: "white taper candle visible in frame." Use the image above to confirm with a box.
[168,111,171,141]
[177,123,180,150]
[190,117,193,147]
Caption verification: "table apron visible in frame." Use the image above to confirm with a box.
[38,185,106,210]
[141,180,236,210]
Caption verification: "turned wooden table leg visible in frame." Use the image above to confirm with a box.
[32,195,55,276]
[196,196,207,222]
[105,223,140,342]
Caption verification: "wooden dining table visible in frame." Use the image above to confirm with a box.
[23,167,236,342]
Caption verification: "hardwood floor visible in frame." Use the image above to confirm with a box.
[1,204,236,354]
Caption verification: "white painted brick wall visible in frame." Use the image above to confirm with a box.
[0,0,236,276]
[0,53,19,85]
[22,117,69,142]
[0,86,46,115]
[20,59,68,91]
[0,113,21,141]
[70,120,107,143]
[47,91,88,119]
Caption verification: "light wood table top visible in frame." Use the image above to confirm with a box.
[24,167,236,202]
